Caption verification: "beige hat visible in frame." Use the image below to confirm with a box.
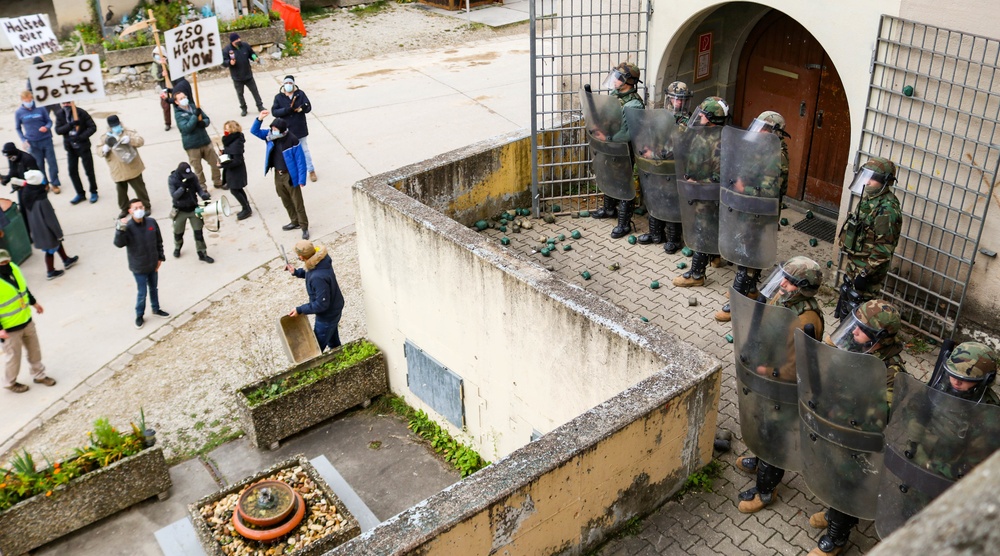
[0,249,11,263]
[294,240,316,258]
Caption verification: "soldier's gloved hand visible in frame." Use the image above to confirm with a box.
[853,273,870,291]
[119,134,130,145]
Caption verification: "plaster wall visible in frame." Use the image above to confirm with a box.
[353,130,720,461]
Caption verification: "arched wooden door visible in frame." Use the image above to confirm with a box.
[735,11,850,212]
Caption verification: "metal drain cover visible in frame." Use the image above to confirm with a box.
[792,217,837,244]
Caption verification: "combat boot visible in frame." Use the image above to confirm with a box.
[637,215,665,244]
[673,252,708,287]
[610,200,635,239]
[591,195,618,219]
[809,510,829,529]
[663,222,684,254]
[717,266,756,321]
[737,487,775,513]
[715,305,732,322]
[736,456,758,474]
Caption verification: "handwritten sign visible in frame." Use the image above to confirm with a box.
[1,14,59,60]
[27,55,105,104]
[164,17,222,78]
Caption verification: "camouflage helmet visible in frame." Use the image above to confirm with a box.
[757,110,785,131]
[854,299,901,342]
[781,256,823,296]
[617,62,641,86]
[697,96,730,125]
[944,342,998,382]
[862,157,897,185]
[666,81,692,99]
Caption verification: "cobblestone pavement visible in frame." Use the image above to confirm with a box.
[483,206,938,555]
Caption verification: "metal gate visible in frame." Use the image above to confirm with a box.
[851,15,1000,340]
[529,0,648,215]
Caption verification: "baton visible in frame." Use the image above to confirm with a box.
[280,245,289,267]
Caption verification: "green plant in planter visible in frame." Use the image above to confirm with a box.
[103,31,153,52]
[244,340,381,406]
[76,23,102,46]
[283,30,304,57]
[219,10,282,33]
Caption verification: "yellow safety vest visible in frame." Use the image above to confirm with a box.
[0,263,32,330]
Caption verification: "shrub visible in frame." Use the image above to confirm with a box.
[282,30,304,57]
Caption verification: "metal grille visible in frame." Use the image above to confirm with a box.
[853,15,1000,339]
[792,217,837,244]
[529,0,648,215]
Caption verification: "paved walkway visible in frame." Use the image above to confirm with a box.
[0,34,529,454]
[482,210,938,555]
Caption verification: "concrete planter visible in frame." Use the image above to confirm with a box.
[105,45,155,68]
[104,21,285,68]
[0,446,172,556]
[236,340,388,449]
[189,455,360,556]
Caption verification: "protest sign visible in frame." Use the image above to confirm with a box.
[27,55,105,104]
[164,17,222,79]
[1,14,59,59]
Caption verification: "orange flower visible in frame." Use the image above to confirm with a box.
[46,491,52,496]
[0,483,7,489]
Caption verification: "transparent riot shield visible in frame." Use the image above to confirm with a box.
[675,126,723,254]
[731,287,803,470]
[874,372,1000,538]
[626,108,681,222]
[795,329,888,519]
[579,88,635,201]
[719,126,782,269]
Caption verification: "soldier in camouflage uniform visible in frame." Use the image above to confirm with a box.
[835,157,903,318]
[590,62,645,239]
[636,81,691,251]
[928,341,1000,404]
[735,257,825,513]
[716,111,791,322]
[672,96,728,287]
[807,299,905,556]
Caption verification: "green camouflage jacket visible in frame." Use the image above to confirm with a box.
[683,128,721,183]
[840,188,902,289]
[611,90,645,142]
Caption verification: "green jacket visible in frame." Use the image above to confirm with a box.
[840,188,902,289]
[611,90,644,142]
[174,106,212,150]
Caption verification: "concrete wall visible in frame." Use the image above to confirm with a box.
[646,0,1000,341]
[868,448,1000,554]
[353,129,721,461]
[328,367,721,555]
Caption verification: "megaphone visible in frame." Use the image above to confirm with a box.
[198,195,231,232]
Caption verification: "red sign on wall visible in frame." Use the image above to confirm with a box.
[695,32,713,83]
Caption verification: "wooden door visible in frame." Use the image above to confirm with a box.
[735,11,849,211]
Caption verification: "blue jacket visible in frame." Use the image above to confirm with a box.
[14,102,53,144]
[293,251,344,323]
[250,118,307,187]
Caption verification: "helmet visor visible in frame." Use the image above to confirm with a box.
[758,266,785,302]
[602,68,629,90]
[849,168,885,197]
[666,94,691,116]
[687,107,712,127]
[747,118,776,134]
[829,312,881,353]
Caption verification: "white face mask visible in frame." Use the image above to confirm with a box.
[132,209,146,220]
[178,98,190,108]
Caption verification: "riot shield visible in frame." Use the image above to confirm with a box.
[795,329,888,519]
[874,372,1000,538]
[719,126,782,269]
[579,88,635,201]
[731,287,803,470]
[626,108,682,222]
[675,126,723,254]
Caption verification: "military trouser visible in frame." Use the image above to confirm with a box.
[173,209,207,253]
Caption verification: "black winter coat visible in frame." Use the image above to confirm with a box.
[271,89,311,139]
[220,132,248,190]
[1,151,39,185]
[222,41,257,82]
[54,105,98,152]
[114,217,165,274]
[168,169,206,211]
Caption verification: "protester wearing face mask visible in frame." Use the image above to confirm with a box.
[54,101,99,204]
[251,110,310,239]
[0,248,57,394]
[222,33,265,117]
[174,92,222,191]
[271,75,316,182]
[96,115,152,218]
[14,90,60,194]
[1,141,41,241]
[219,120,251,219]
[114,198,169,329]
[21,170,79,280]
[151,47,173,131]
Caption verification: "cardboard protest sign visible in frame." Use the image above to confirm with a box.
[164,17,222,79]
[27,55,105,104]
[1,14,59,60]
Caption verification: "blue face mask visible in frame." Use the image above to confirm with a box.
[22,101,33,109]
[111,125,124,136]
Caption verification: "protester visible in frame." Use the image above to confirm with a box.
[219,120,251,219]
[14,90,60,194]
[151,47,173,131]
[21,170,78,279]
[250,110,310,239]
[286,240,345,351]
[168,162,215,263]
[271,75,316,182]
[174,91,222,190]
[96,115,151,218]
[1,142,40,240]
[54,101,99,204]
[0,249,56,393]
[114,199,169,329]
[221,33,265,117]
